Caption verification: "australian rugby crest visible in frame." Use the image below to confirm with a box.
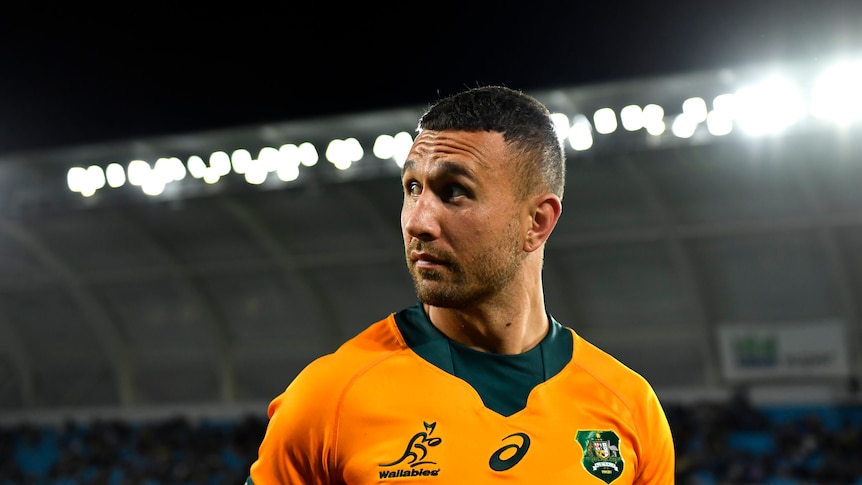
[575,430,624,483]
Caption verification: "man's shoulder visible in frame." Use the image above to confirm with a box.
[570,330,654,393]
[268,312,407,415]
[293,312,406,385]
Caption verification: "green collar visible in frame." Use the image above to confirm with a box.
[394,303,572,417]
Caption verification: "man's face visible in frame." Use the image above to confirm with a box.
[400,129,528,308]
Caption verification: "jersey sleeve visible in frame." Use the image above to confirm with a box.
[634,383,675,484]
[247,315,403,485]
[248,356,340,485]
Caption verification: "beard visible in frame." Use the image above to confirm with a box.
[405,217,524,308]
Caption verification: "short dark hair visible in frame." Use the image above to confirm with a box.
[418,85,566,200]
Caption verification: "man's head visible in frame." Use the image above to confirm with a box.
[417,85,566,201]
[401,86,565,308]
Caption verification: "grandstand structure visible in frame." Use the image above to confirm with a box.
[1,56,861,420]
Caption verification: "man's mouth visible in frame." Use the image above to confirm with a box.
[410,250,447,269]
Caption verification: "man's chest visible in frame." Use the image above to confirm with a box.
[333,368,638,484]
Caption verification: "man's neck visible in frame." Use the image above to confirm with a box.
[423,296,549,355]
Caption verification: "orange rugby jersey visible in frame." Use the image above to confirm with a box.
[249,304,675,484]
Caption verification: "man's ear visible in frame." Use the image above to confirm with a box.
[524,193,562,253]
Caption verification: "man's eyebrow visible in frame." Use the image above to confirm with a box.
[401,160,475,180]
[401,160,414,176]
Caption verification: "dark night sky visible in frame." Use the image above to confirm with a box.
[1,2,861,157]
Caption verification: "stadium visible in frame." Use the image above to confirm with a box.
[1,18,862,485]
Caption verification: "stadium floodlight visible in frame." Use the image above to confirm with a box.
[671,113,698,138]
[326,138,363,170]
[257,147,280,173]
[734,75,804,136]
[373,134,396,160]
[620,105,644,131]
[141,176,165,196]
[550,112,571,142]
[67,166,98,196]
[810,60,862,125]
[392,131,414,168]
[154,157,186,182]
[127,160,151,186]
[643,104,666,136]
[244,166,268,185]
[241,147,279,185]
[706,110,734,136]
[298,142,319,167]
[106,162,126,188]
[326,139,351,170]
[231,149,253,175]
[373,132,415,167]
[276,144,302,182]
[87,165,106,191]
[345,138,364,163]
[682,97,708,123]
[209,151,232,177]
[568,114,594,151]
[593,108,618,135]
[187,155,207,179]
[707,93,736,136]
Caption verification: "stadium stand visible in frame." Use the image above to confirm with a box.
[3,397,861,484]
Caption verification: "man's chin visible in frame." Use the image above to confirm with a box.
[413,284,471,309]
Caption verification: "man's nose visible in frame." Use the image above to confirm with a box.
[403,193,440,241]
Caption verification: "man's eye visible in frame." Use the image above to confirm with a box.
[443,184,468,199]
[405,181,421,196]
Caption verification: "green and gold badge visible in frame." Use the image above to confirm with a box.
[575,430,624,483]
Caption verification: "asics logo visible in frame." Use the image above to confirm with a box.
[489,432,531,472]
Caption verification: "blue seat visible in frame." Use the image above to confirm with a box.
[726,430,776,455]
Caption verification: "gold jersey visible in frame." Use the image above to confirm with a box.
[249,304,674,484]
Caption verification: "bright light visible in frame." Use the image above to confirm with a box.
[373,134,395,159]
[209,151,231,177]
[707,93,736,136]
[345,138,364,162]
[67,166,89,195]
[620,105,644,131]
[106,163,125,188]
[671,114,698,138]
[277,144,301,182]
[593,108,617,134]
[392,132,414,167]
[187,155,207,179]
[258,147,280,173]
[141,177,165,196]
[643,104,665,136]
[735,75,804,136]
[155,157,186,182]
[279,143,301,163]
[568,114,593,151]
[203,168,221,184]
[127,160,151,186]
[326,138,363,170]
[244,167,268,185]
[231,149,252,174]
[298,142,318,167]
[707,110,733,136]
[326,139,350,170]
[811,60,862,124]
[550,112,571,141]
[682,97,708,123]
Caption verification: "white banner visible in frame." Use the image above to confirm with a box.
[717,321,849,381]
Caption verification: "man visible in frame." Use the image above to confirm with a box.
[247,86,675,484]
